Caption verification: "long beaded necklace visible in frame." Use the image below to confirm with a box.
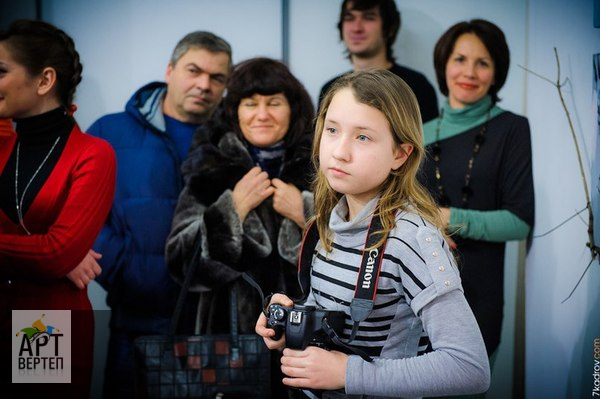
[431,108,490,208]
[14,136,61,235]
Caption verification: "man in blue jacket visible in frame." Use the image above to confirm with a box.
[87,31,232,398]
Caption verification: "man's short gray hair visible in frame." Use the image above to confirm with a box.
[170,31,232,70]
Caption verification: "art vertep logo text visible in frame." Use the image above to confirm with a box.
[16,313,64,371]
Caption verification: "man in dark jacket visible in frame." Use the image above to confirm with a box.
[86,31,232,398]
[319,0,439,123]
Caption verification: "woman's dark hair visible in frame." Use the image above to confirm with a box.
[221,57,315,148]
[337,0,401,62]
[433,19,509,104]
[0,19,82,108]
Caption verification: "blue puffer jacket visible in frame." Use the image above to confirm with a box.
[88,82,190,334]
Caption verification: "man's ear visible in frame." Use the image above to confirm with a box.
[37,67,57,96]
[165,63,174,84]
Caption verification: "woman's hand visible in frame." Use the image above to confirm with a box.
[439,207,451,229]
[271,178,305,227]
[439,207,457,249]
[281,346,348,390]
[232,166,275,222]
[255,293,294,351]
[67,249,102,289]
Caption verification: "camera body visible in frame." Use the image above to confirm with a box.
[266,304,346,350]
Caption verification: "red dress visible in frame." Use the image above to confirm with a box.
[0,119,13,137]
[0,124,116,397]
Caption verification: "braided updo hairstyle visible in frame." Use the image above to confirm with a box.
[0,19,83,108]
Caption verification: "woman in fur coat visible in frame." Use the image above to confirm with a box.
[165,57,315,397]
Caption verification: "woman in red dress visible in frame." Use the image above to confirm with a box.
[0,20,116,397]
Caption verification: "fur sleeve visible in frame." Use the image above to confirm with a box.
[165,187,242,291]
[165,185,208,289]
[278,190,314,265]
[166,187,273,292]
[203,189,272,264]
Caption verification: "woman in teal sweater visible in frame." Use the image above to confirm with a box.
[420,19,534,361]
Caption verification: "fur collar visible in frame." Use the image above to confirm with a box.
[183,124,313,205]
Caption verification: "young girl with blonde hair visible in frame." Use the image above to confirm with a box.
[256,69,489,398]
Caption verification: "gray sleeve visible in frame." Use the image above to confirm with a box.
[345,289,490,398]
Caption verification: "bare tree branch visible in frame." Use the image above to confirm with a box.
[519,48,600,302]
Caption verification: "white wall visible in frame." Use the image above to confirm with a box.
[525,0,600,398]
[8,0,600,397]
[43,0,283,132]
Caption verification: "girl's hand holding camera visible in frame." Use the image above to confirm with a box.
[280,346,348,390]
[255,293,293,350]
[255,293,348,390]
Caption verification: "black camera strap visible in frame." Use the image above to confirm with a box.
[349,209,386,339]
[298,205,389,361]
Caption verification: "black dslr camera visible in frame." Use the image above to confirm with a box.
[266,304,346,350]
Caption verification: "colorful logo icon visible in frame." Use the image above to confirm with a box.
[15,313,60,343]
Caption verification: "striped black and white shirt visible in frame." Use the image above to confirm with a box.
[303,196,490,398]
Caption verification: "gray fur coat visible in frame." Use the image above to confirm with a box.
[165,123,314,334]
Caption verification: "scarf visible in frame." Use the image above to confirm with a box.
[248,141,286,179]
[423,95,505,145]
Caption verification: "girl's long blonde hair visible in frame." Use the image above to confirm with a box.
[312,69,442,251]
